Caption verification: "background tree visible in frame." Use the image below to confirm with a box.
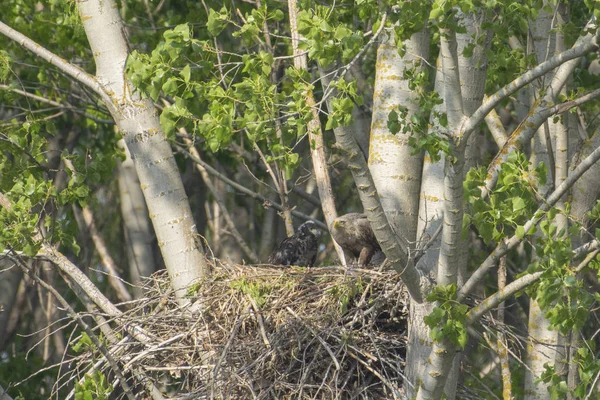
[0,0,600,399]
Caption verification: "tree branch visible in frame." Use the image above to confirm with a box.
[461,23,599,144]
[287,0,346,263]
[440,28,465,131]
[174,144,328,230]
[459,142,600,301]
[329,118,424,302]
[0,21,111,105]
[0,84,113,124]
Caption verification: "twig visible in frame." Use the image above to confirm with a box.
[0,84,113,124]
[253,142,294,235]
[25,268,136,400]
[286,307,340,371]
[174,145,327,230]
[181,136,260,263]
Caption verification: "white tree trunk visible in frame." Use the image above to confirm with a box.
[369,27,428,245]
[525,5,561,396]
[77,0,208,301]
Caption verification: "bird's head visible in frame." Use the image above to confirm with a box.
[331,218,346,232]
[299,220,321,238]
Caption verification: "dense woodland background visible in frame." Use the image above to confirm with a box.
[0,0,600,399]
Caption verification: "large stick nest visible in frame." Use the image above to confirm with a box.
[73,261,410,399]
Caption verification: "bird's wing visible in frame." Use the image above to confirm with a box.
[268,237,300,266]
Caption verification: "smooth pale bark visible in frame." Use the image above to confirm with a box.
[117,142,158,299]
[368,27,427,246]
[565,95,600,397]
[415,26,467,400]
[409,11,491,396]
[570,127,600,226]
[525,6,563,396]
[0,384,13,400]
[408,58,445,399]
[76,0,208,301]
[454,9,491,287]
[0,0,208,304]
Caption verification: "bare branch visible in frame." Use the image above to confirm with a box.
[183,136,260,263]
[461,24,600,143]
[0,84,113,124]
[174,144,328,230]
[484,106,509,148]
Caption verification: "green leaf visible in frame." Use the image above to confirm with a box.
[430,7,444,20]
[516,225,525,239]
[272,9,284,21]
[207,8,228,37]
[180,64,191,83]
[512,196,526,212]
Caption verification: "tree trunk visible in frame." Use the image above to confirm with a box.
[117,141,157,298]
[368,27,426,246]
[77,0,208,301]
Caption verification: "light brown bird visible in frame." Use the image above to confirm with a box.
[330,213,382,267]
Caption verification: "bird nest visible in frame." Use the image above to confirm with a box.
[68,261,410,399]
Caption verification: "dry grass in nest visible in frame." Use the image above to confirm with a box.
[69,261,410,399]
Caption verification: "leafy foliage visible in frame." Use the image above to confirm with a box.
[424,284,469,349]
[74,370,113,400]
[464,151,545,244]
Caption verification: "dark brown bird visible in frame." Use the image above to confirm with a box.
[330,213,381,267]
[267,221,320,267]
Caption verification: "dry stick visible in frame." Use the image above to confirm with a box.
[175,145,328,230]
[182,136,259,263]
[78,206,134,302]
[62,157,133,302]
[497,256,513,400]
[287,0,346,264]
[247,296,271,350]
[253,142,295,236]
[228,143,322,207]
[27,270,136,400]
[211,305,251,400]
